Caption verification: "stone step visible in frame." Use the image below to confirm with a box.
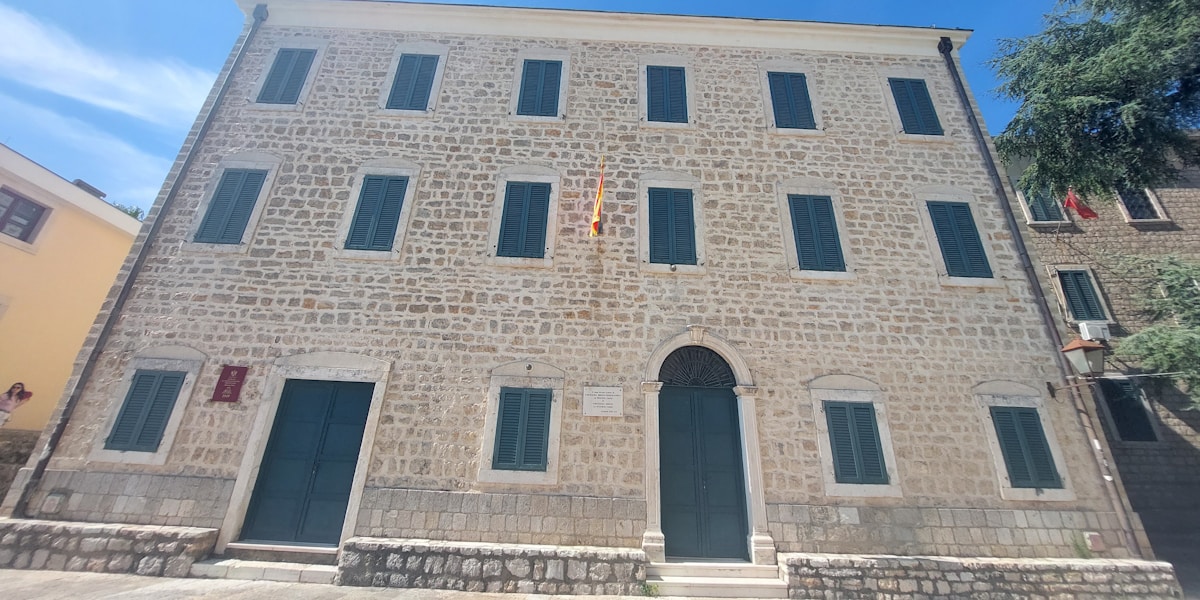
[648,561,781,579]
[190,558,336,584]
[647,574,789,598]
[222,541,339,565]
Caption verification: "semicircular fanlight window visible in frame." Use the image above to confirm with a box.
[659,346,736,388]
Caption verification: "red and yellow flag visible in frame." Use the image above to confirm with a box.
[590,156,604,237]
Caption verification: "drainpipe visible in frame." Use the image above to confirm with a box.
[936,37,1144,558]
[11,4,271,519]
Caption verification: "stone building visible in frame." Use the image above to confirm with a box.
[1005,159,1200,593]
[1,0,1180,596]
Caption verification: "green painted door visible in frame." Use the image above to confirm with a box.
[241,379,373,545]
[660,386,749,560]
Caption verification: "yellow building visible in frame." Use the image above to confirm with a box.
[0,144,140,432]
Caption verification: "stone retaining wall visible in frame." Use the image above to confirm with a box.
[0,518,217,577]
[784,553,1181,599]
[338,537,646,594]
[0,430,38,497]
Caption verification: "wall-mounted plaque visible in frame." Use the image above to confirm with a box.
[582,386,623,417]
[211,365,249,403]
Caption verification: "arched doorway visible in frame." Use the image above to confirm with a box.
[658,346,749,560]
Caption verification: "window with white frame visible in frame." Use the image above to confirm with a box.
[1116,187,1167,222]
[0,187,48,243]
[478,361,564,485]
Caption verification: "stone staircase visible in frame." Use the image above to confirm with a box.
[646,561,788,598]
[189,542,337,584]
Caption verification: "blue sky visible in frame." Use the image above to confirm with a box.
[0,0,1052,213]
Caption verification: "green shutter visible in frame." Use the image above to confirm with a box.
[648,188,696,265]
[1098,379,1157,442]
[647,66,687,123]
[106,370,186,452]
[927,201,992,278]
[258,48,316,104]
[825,402,887,485]
[1058,270,1105,321]
[767,72,816,130]
[497,182,550,258]
[789,195,845,271]
[386,54,439,110]
[492,388,552,471]
[517,60,562,117]
[889,78,943,135]
[195,169,267,244]
[990,406,1061,489]
[1026,188,1064,222]
[346,176,408,251]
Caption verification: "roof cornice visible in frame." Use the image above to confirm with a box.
[234,0,971,57]
[0,145,141,236]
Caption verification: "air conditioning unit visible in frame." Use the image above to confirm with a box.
[1079,321,1111,341]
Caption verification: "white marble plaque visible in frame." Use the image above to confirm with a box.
[582,386,623,417]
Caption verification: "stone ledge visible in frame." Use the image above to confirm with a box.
[338,537,647,594]
[0,518,217,577]
[782,552,1181,599]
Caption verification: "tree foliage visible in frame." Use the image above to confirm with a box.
[992,0,1200,198]
[108,202,144,221]
[1114,256,1200,406]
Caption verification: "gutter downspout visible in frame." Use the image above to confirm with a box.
[937,36,1145,558]
[10,4,271,519]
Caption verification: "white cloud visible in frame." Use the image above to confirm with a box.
[0,92,171,211]
[0,3,216,129]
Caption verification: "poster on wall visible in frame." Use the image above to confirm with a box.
[582,386,622,417]
[211,366,249,403]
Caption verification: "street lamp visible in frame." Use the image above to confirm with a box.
[1061,338,1107,378]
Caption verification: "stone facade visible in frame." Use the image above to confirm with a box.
[338,538,646,594]
[0,430,37,496]
[2,0,1173,589]
[783,553,1181,599]
[0,518,217,577]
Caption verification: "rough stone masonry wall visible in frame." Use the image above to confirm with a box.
[784,553,1181,599]
[29,16,1125,557]
[0,518,217,577]
[338,537,646,594]
[0,430,38,498]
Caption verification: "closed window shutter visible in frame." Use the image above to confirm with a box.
[1026,188,1064,222]
[670,189,697,265]
[258,48,316,104]
[517,60,562,117]
[493,388,552,471]
[789,195,844,271]
[387,54,439,110]
[1058,270,1105,321]
[889,78,942,135]
[851,404,888,484]
[768,72,816,130]
[1117,187,1158,219]
[647,66,687,123]
[1098,379,1157,441]
[106,370,186,452]
[497,182,550,258]
[195,169,267,244]
[825,403,860,483]
[825,402,887,485]
[346,176,408,251]
[991,406,1062,489]
[648,188,672,264]
[927,201,991,278]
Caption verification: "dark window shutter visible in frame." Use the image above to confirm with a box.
[851,404,888,484]
[825,403,860,483]
[647,66,687,123]
[789,195,845,271]
[991,406,1062,489]
[106,370,186,452]
[492,387,552,471]
[648,187,696,265]
[1098,379,1157,442]
[767,72,816,130]
[889,78,943,135]
[825,402,888,485]
[346,175,408,251]
[1057,270,1105,321]
[258,48,316,104]
[516,60,562,117]
[497,182,550,258]
[927,201,992,278]
[1117,187,1158,219]
[1026,188,1064,222]
[195,169,267,244]
[386,54,439,110]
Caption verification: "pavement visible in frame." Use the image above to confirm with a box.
[0,569,652,600]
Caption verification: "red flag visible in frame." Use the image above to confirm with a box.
[590,156,604,237]
[1063,187,1099,219]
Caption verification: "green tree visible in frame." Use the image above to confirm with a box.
[109,202,144,221]
[992,0,1200,198]
[1115,256,1200,407]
